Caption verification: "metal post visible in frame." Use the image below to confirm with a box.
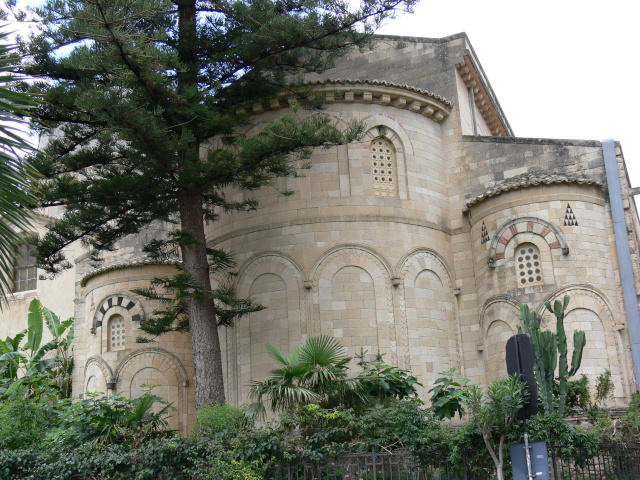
[514,336,536,479]
[615,444,623,479]
[550,444,558,480]
[372,448,377,480]
[603,138,640,388]
[463,451,468,480]
[523,418,536,480]
[469,87,478,136]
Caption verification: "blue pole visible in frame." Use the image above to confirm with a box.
[602,139,640,389]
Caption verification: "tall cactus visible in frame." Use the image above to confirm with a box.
[545,295,586,417]
[518,304,556,415]
[517,295,586,416]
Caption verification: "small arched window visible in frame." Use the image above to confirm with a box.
[108,314,126,351]
[370,138,397,198]
[515,243,543,287]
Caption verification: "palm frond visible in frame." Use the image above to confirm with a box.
[265,342,290,366]
[298,335,348,366]
[0,28,36,307]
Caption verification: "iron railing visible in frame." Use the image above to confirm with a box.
[548,442,640,480]
[267,449,493,480]
[267,443,640,480]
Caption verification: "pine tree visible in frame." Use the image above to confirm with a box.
[8,0,415,406]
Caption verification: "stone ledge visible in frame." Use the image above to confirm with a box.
[469,191,605,224]
[463,173,603,212]
[210,214,453,246]
[236,79,452,123]
[463,135,603,147]
[80,258,182,287]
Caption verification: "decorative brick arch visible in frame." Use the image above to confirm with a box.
[83,356,114,394]
[361,113,415,155]
[536,284,630,399]
[395,248,459,373]
[310,244,397,363]
[488,216,569,268]
[479,296,521,385]
[114,348,189,434]
[233,252,307,405]
[92,293,144,333]
[91,293,145,354]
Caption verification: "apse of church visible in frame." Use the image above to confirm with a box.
[2,33,638,432]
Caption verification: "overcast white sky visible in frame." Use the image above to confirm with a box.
[9,0,638,186]
[378,0,639,187]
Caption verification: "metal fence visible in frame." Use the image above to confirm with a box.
[267,449,493,480]
[266,443,640,480]
[549,442,640,480]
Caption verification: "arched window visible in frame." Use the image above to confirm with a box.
[370,138,397,198]
[515,243,543,286]
[108,314,126,351]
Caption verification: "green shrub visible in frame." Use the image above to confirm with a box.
[193,402,246,439]
[358,400,450,460]
[0,395,57,450]
[604,391,640,442]
[48,391,175,449]
[0,436,220,480]
[523,412,599,452]
[187,456,268,480]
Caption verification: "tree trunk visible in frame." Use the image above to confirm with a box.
[178,191,226,406]
[174,0,225,406]
[483,433,504,480]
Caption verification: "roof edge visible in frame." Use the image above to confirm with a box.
[372,32,468,45]
[462,135,602,148]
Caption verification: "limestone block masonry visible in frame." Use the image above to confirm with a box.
[2,33,639,431]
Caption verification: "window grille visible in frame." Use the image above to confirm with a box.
[108,314,126,351]
[515,243,543,286]
[370,138,397,198]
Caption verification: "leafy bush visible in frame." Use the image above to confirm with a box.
[187,455,269,480]
[358,400,451,466]
[0,436,217,480]
[521,412,599,453]
[428,368,469,419]
[563,374,591,414]
[0,393,59,450]
[293,404,360,459]
[355,351,422,407]
[193,402,246,440]
[48,391,175,449]
[594,391,640,442]
[234,416,301,465]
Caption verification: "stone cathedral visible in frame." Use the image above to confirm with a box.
[3,33,640,433]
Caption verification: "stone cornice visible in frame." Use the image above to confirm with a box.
[236,79,453,123]
[456,55,510,137]
[80,258,181,287]
[463,174,603,213]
